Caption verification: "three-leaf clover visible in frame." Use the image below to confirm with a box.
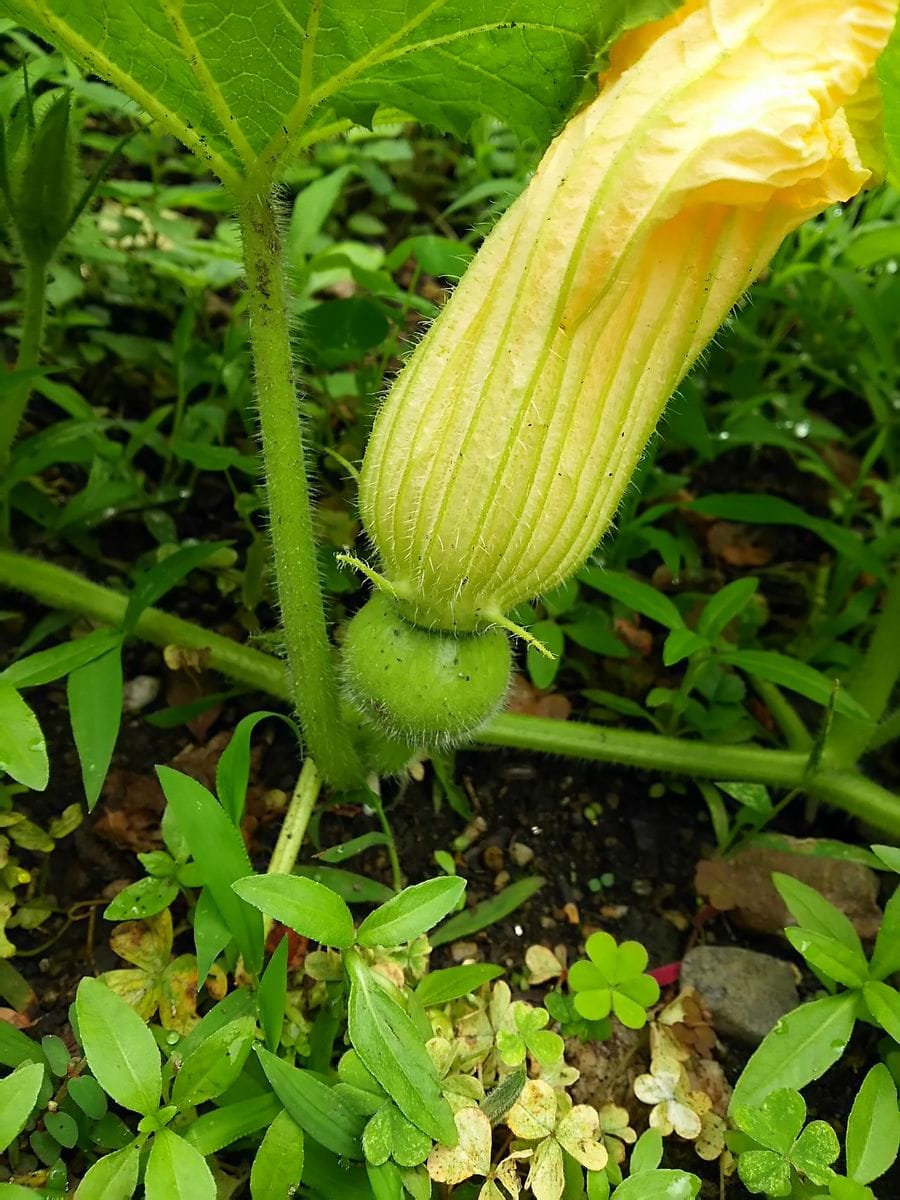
[496,1002,564,1068]
[568,932,660,1029]
[505,1080,608,1200]
[731,1088,840,1196]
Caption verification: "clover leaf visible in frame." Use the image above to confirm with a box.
[568,933,660,1029]
[731,1088,840,1196]
[496,1002,564,1068]
[505,1080,608,1200]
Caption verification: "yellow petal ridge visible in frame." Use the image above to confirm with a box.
[360,0,899,632]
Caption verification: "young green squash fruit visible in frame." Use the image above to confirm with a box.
[341,592,511,748]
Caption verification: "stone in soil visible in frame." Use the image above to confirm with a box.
[681,945,799,1047]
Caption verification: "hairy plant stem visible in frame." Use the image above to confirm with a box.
[828,560,900,768]
[1,256,48,538]
[2,550,898,837]
[236,192,361,789]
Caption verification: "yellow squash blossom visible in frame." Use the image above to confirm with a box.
[358,0,897,636]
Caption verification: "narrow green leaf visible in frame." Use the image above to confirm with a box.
[170,987,257,1071]
[258,935,288,1052]
[193,888,233,982]
[414,964,504,1008]
[157,767,263,974]
[609,1170,699,1199]
[527,619,565,689]
[215,711,300,826]
[0,685,48,790]
[430,877,545,947]
[863,981,900,1043]
[68,643,123,809]
[255,1045,364,1159]
[0,1062,44,1153]
[74,1141,141,1200]
[687,495,887,581]
[250,1110,304,1200]
[346,952,456,1146]
[75,977,161,1116]
[481,1066,526,1125]
[366,1160,405,1200]
[301,1140,375,1200]
[144,1128,216,1200]
[720,649,869,721]
[729,993,858,1111]
[316,832,390,864]
[123,542,229,635]
[171,1016,256,1109]
[662,627,709,667]
[357,877,466,948]
[294,864,393,904]
[0,628,121,689]
[629,1128,664,1173]
[846,1065,900,1185]
[233,874,354,949]
[869,888,900,980]
[697,577,759,641]
[0,1185,58,1199]
[579,567,684,630]
[784,928,868,989]
[183,1094,282,1157]
[871,844,900,874]
[587,1168,611,1199]
[286,166,353,264]
[0,1021,43,1069]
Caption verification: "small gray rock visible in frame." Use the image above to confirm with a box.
[122,675,160,714]
[681,945,799,1047]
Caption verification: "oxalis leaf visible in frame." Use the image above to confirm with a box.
[0,1,681,190]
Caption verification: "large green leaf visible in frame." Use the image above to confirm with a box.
[75,977,161,1117]
[0,1062,44,1154]
[0,685,47,790]
[356,876,465,948]
[729,993,859,1112]
[256,1045,365,1159]
[68,642,124,810]
[345,950,456,1146]
[144,1128,216,1200]
[73,1142,141,1200]
[846,1065,900,1186]
[233,873,355,948]
[0,1,678,190]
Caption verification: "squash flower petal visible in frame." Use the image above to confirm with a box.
[360,0,898,633]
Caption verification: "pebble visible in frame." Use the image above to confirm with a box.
[122,675,160,713]
[483,845,505,872]
[450,941,480,963]
[509,841,534,867]
[681,945,799,1046]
